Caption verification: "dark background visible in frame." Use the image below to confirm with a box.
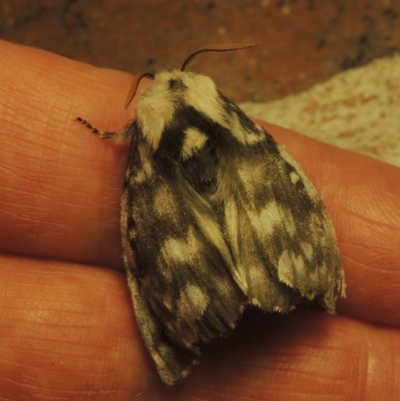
[1,0,400,102]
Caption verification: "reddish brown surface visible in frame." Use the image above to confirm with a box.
[1,0,400,102]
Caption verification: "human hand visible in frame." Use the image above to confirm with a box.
[1,39,399,400]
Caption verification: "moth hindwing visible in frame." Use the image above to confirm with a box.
[76,43,345,386]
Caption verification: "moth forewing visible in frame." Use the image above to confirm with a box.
[76,43,345,386]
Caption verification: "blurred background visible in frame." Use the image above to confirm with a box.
[1,0,400,164]
[1,0,399,101]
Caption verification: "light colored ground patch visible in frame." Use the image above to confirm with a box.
[241,53,400,167]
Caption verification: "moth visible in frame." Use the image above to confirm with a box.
[77,43,345,386]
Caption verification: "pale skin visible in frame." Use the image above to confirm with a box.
[0,39,399,400]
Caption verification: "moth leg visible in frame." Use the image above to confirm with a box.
[76,117,123,139]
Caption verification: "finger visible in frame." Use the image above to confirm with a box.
[166,308,400,401]
[0,254,150,400]
[1,254,398,400]
[0,40,133,268]
[1,40,400,327]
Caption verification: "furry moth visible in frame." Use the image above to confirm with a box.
[77,43,345,386]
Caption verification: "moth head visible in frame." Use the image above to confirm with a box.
[123,43,257,109]
[126,43,257,152]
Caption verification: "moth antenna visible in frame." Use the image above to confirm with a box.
[180,43,257,71]
[124,72,154,109]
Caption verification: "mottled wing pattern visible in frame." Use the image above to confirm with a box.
[211,94,345,313]
[123,91,344,384]
[86,67,347,387]
[121,125,246,385]
[77,58,344,386]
